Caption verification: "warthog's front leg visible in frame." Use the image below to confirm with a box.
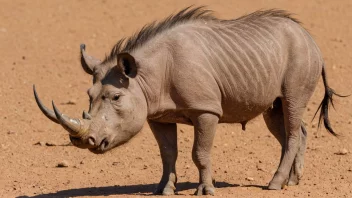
[191,113,219,196]
[148,121,178,195]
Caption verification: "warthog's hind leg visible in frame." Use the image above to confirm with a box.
[266,96,307,189]
[148,121,178,195]
[263,98,307,188]
[288,124,307,186]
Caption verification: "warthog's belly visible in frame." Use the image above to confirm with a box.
[219,95,278,124]
[149,110,193,125]
[149,99,274,125]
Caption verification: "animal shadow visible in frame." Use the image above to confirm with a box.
[17,181,238,197]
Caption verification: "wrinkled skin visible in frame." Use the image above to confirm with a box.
[34,9,340,196]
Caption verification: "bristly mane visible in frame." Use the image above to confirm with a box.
[235,9,301,24]
[103,7,300,64]
[103,6,215,63]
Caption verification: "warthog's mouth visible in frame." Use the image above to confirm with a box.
[88,138,109,154]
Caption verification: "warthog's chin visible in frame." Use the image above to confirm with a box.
[88,147,108,154]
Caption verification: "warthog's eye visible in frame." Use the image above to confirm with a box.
[101,95,106,100]
[112,95,120,101]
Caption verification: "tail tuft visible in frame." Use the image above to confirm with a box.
[312,64,348,136]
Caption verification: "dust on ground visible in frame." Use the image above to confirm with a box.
[0,0,351,197]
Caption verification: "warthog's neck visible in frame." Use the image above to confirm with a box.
[133,42,176,121]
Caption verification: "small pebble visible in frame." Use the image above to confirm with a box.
[256,165,266,172]
[245,177,254,181]
[7,131,16,135]
[46,142,57,146]
[61,99,76,105]
[66,100,76,105]
[335,148,348,155]
[57,160,69,168]
[34,141,45,146]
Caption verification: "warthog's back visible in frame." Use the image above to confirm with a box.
[146,12,323,124]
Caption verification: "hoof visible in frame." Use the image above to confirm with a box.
[162,187,175,195]
[195,183,215,196]
[154,181,176,195]
[268,173,287,190]
[288,165,302,186]
[287,175,300,186]
[154,188,175,195]
[268,182,284,190]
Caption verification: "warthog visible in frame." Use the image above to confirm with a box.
[34,7,343,195]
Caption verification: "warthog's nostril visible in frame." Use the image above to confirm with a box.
[100,138,109,150]
[88,136,96,146]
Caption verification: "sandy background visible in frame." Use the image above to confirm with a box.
[0,0,351,197]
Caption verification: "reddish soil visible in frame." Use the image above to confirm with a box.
[1,0,351,197]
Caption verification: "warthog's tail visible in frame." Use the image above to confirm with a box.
[312,63,348,136]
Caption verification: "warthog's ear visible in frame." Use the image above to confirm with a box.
[116,53,137,78]
[80,44,101,75]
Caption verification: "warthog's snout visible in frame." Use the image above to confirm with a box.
[69,135,110,154]
[87,136,110,154]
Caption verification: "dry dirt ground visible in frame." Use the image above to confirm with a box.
[0,0,351,197]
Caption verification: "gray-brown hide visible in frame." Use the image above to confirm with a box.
[34,7,341,196]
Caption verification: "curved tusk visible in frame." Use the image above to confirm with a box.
[33,85,60,124]
[80,44,101,74]
[52,101,88,137]
[82,110,92,120]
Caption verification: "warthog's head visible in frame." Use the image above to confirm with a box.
[34,44,147,154]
